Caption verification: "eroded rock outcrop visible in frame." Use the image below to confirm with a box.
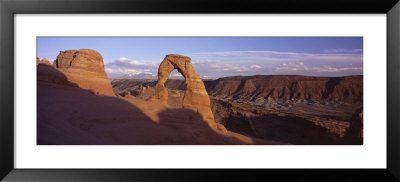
[37,57,52,66]
[344,107,363,144]
[149,54,222,130]
[54,49,114,95]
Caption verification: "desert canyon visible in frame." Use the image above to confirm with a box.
[37,49,363,145]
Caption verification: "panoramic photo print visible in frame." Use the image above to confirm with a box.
[37,37,363,145]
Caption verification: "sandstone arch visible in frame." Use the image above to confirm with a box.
[150,54,222,130]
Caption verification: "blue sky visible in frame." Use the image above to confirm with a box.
[37,37,363,79]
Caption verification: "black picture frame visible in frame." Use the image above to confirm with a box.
[1,0,399,181]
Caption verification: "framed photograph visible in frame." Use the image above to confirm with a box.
[1,0,399,181]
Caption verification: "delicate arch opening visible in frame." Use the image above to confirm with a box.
[148,54,221,130]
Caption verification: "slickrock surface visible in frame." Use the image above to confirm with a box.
[54,49,114,95]
[38,56,279,145]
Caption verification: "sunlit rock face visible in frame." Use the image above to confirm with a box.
[150,54,224,131]
[54,49,115,96]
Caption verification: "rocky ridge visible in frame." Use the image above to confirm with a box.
[205,75,363,105]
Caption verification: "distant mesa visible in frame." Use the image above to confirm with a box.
[205,75,363,103]
[149,54,224,131]
[53,49,115,96]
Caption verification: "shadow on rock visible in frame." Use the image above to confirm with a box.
[156,108,250,144]
[224,113,341,145]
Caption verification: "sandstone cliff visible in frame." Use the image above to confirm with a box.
[204,75,363,104]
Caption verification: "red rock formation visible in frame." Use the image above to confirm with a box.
[149,54,223,131]
[111,75,363,144]
[54,49,114,95]
[40,58,51,65]
[37,62,277,145]
[112,75,363,104]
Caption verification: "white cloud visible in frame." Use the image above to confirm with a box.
[171,70,183,77]
[191,50,363,63]
[105,57,159,78]
[106,57,158,69]
[250,65,262,69]
[274,62,362,75]
[323,49,363,53]
[314,66,363,73]
[105,50,363,79]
